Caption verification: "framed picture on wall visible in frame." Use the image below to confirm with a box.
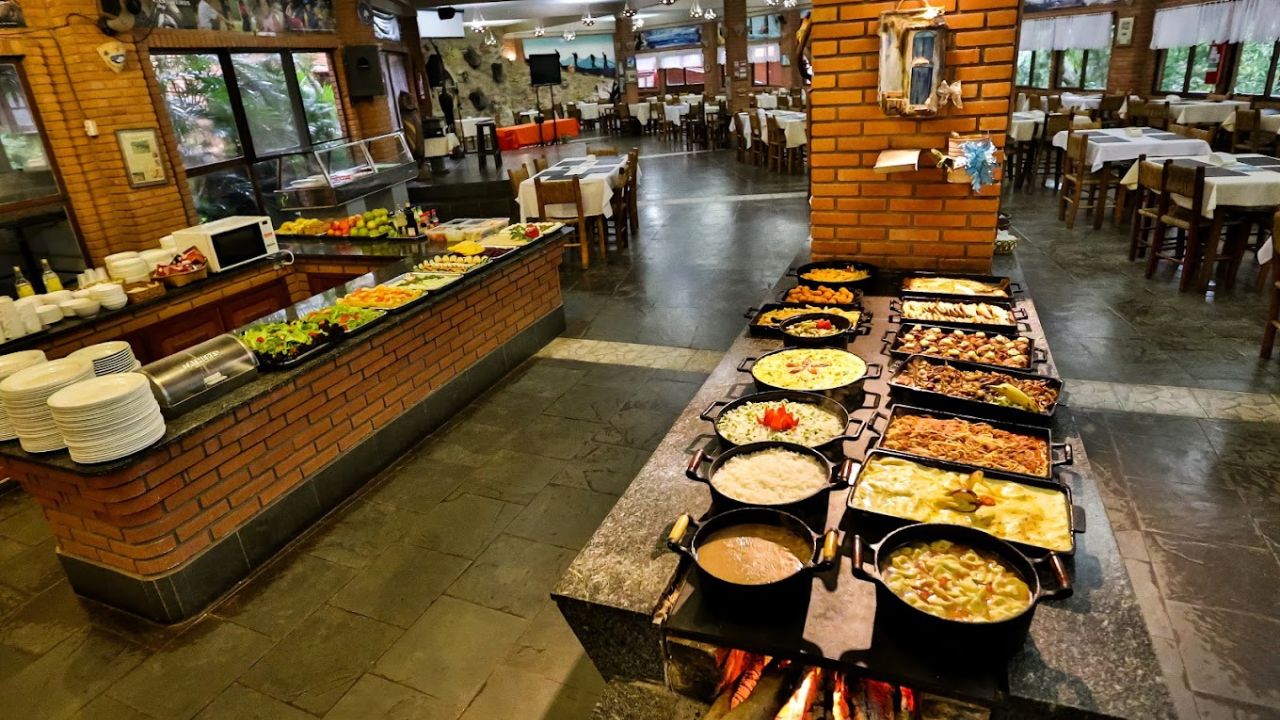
[1115,17,1134,46]
[116,128,168,189]
[0,0,25,28]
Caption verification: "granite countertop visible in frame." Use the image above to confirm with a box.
[554,266,1176,719]
[0,232,567,475]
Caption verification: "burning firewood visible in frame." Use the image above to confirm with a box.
[774,666,823,720]
[717,661,796,720]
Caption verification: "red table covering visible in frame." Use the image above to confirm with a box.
[495,119,581,150]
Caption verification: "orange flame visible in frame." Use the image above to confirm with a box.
[774,666,822,720]
[832,673,852,720]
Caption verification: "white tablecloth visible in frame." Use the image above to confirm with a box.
[732,110,808,148]
[577,103,601,121]
[423,132,461,158]
[1052,127,1213,172]
[664,104,689,125]
[1008,111,1092,143]
[517,158,628,222]
[1170,100,1251,126]
[679,94,702,105]
[519,109,540,122]
[1120,153,1280,217]
[756,94,778,109]
[1060,93,1102,112]
[459,117,490,139]
[1220,109,1280,133]
[628,102,653,125]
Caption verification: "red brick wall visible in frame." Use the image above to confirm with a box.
[7,244,563,578]
[808,0,1019,271]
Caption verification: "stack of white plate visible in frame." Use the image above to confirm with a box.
[140,248,176,269]
[104,252,150,284]
[68,342,139,376]
[47,373,166,464]
[0,358,94,452]
[89,284,128,311]
[0,350,47,441]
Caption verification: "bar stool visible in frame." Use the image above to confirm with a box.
[475,120,502,170]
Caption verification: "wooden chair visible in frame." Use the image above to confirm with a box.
[533,157,549,173]
[1207,93,1229,102]
[1046,95,1063,112]
[1231,109,1269,153]
[1126,98,1149,127]
[1098,95,1126,127]
[748,112,766,166]
[1146,102,1171,130]
[1128,156,1169,261]
[626,147,640,232]
[606,159,632,248]
[1169,123,1213,143]
[614,103,632,135]
[1058,130,1118,230]
[534,177,606,269]
[684,103,708,150]
[507,165,530,203]
[764,115,786,172]
[1145,162,1210,290]
[586,145,619,156]
[1263,210,1280,358]
[1034,113,1073,191]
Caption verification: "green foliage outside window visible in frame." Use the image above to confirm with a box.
[1233,41,1274,95]
[1084,46,1110,90]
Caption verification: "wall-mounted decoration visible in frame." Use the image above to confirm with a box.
[116,128,167,189]
[524,35,617,78]
[140,0,336,33]
[0,0,24,28]
[1115,16,1134,46]
[97,41,128,74]
[748,14,782,40]
[637,25,702,51]
[1024,0,1123,12]
[878,3,949,117]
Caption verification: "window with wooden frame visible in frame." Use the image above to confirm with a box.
[150,49,347,222]
[1016,50,1051,89]
[1156,43,1218,95]
[1057,47,1110,91]
[1233,40,1280,96]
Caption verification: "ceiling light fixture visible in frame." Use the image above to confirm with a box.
[470,10,486,33]
[633,16,645,30]
[582,4,596,26]
[563,29,577,41]
[704,8,717,19]
[659,0,676,5]
[534,24,545,37]
[782,0,797,6]
[621,1,637,17]
[690,1,703,18]
[765,0,779,5]
[484,31,498,47]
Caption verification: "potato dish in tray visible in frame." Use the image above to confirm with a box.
[850,455,1072,552]
[881,413,1050,477]
[903,276,1009,298]
[895,326,1032,369]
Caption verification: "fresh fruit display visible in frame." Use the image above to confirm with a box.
[240,320,330,363]
[447,240,486,256]
[387,273,462,292]
[152,248,208,277]
[327,208,394,238]
[277,218,329,236]
[340,285,424,310]
[303,303,384,333]
[498,222,563,244]
[784,285,857,305]
[415,255,489,273]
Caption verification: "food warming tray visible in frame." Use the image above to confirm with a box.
[746,303,871,339]
[888,353,1064,425]
[846,449,1083,557]
[888,299,1027,335]
[899,271,1022,302]
[776,287,863,308]
[788,260,879,290]
[882,322,1047,370]
[866,404,1073,483]
[141,334,259,417]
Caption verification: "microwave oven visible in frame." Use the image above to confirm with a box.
[170,216,279,273]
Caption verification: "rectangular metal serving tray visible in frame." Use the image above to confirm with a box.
[886,353,1063,425]
[899,271,1022,302]
[845,448,1083,557]
[882,322,1046,369]
[746,303,872,339]
[888,298,1027,335]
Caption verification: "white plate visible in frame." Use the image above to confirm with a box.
[69,342,133,363]
[0,350,46,379]
[0,359,93,397]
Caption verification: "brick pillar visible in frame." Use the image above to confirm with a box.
[781,9,804,89]
[724,0,749,112]
[1109,0,1157,95]
[703,21,722,96]
[335,1,394,141]
[615,17,639,103]
[808,0,1019,271]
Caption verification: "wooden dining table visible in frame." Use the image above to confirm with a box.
[516,157,629,222]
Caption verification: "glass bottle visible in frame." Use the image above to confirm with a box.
[40,259,62,292]
[12,266,33,298]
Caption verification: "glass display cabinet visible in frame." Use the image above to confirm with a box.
[264,132,418,218]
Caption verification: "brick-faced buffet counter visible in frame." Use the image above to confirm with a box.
[0,237,565,622]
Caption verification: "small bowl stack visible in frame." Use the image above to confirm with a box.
[90,284,128,311]
[104,252,150,284]
[0,358,95,452]
[68,342,140,376]
[0,350,48,441]
[47,373,166,464]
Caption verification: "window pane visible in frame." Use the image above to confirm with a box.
[664,68,685,87]
[1031,52,1050,89]
[766,62,786,86]
[0,209,86,297]
[753,63,768,86]
[1016,51,1033,86]
[295,52,344,143]
[686,67,706,85]
[189,167,259,223]
[151,53,243,168]
[1187,43,1215,93]
[1159,46,1190,92]
[1084,46,1110,90]
[638,71,656,89]
[1059,49,1083,88]
[1234,41,1272,95]
[0,64,59,204]
[231,53,302,155]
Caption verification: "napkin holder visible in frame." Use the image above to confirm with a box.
[141,334,259,418]
[1124,127,1143,138]
[1207,152,1236,167]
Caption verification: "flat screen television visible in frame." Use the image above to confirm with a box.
[528,54,563,86]
[417,10,465,38]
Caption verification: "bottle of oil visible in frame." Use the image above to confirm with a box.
[40,259,62,292]
[12,266,33,298]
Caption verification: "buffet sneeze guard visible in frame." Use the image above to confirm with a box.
[141,334,259,417]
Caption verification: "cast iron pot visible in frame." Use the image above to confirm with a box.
[698,390,869,456]
[851,522,1072,653]
[779,313,854,349]
[667,507,839,606]
[789,260,879,290]
[686,441,856,507]
[737,347,881,409]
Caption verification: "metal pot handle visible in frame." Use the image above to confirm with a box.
[833,458,856,488]
[1031,346,1049,364]
[845,459,865,494]
[1009,281,1025,295]
[666,514,698,559]
[743,306,761,319]
[1034,553,1074,601]
[685,449,715,483]
[812,530,840,570]
[698,400,729,423]
[1013,307,1030,320]
[1052,442,1074,467]
[833,417,867,444]
[1017,321,1033,334]
[863,363,883,381]
[736,356,758,374]
[880,328,897,344]
[865,412,889,443]
[849,534,876,581]
[860,389,883,412]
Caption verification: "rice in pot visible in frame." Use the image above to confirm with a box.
[711,447,829,505]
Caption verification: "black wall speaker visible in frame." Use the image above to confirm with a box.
[528,54,562,86]
[344,45,386,99]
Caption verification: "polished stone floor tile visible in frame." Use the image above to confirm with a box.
[0,504,53,546]
[70,694,157,720]
[329,543,469,628]
[506,485,622,551]
[298,499,420,571]
[215,552,355,640]
[457,447,568,505]
[551,441,652,496]
[193,683,314,720]
[1146,535,1280,618]
[323,673,452,720]
[458,664,599,720]
[446,534,577,619]
[0,628,147,720]
[1167,601,1280,711]
[407,492,522,560]
[1125,479,1264,548]
[506,601,606,694]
